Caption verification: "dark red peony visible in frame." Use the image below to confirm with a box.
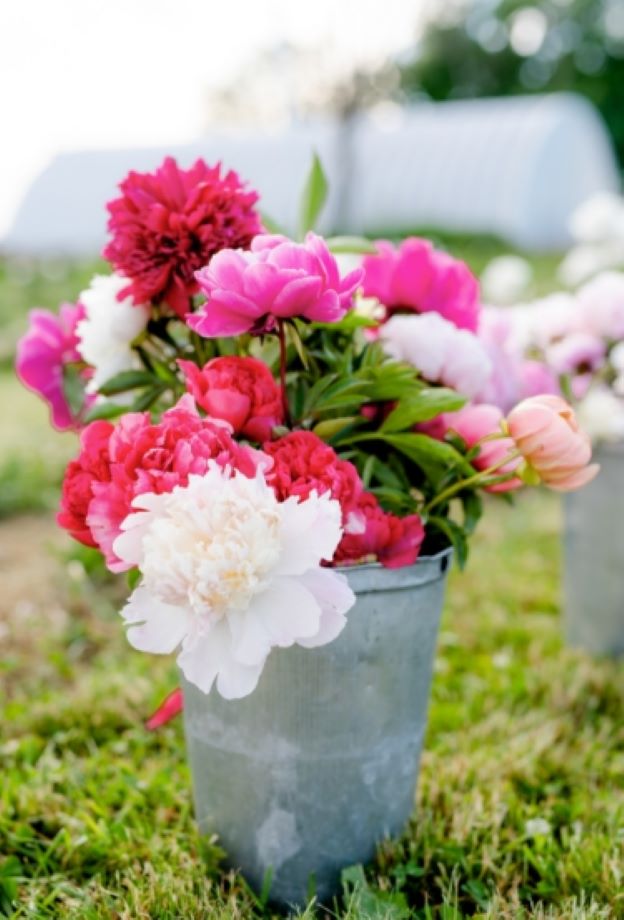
[178,356,282,441]
[58,395,267,571]
[103,157,262,317]
[334,492,425,569]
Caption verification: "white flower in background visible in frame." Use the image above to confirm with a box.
[577,386,624,444]
[569,191,624,245]
[577,271,624,340]
[524,818,552,838]
[509,293,582,352]
[76,274,151,393]
[558,242,624,287]
[113,465,355,700]
[353,292,386,323]
[379,312,492,399]
[610,341,624,374]
[480,255,533,306]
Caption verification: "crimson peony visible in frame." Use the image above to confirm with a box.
[104,157,262,317]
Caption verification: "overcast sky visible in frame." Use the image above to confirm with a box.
[0,0,431,237]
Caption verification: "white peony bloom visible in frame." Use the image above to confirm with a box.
[76,274,150,393]
[577,386,624,444]
[480,255,533,306]
[569,191,624,245]
[379,312,492,399]
[113,465,355,700]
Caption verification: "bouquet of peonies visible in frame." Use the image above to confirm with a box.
[16,156,598,704]
[495,271,624,444]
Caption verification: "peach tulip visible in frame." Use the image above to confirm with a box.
[506,395,599,491]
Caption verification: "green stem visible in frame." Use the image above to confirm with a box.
[277,320,292,428]
[424,449,522,514]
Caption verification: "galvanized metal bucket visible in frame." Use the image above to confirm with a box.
[564,441,624,655]
[181,548,452,908]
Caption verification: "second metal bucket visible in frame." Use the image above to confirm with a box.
[181,548,452,908]
[564,441,624,655]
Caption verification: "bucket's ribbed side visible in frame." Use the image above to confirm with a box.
[564,442,624,656]
[182,549,451,906]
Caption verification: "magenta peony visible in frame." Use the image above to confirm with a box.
[58,395,268,571]
[361,237,480,331]
[16,302,89,431]
[188,233,363,337]
[104,157,262,318]
[334,492,425,568]
[178,355,283,441]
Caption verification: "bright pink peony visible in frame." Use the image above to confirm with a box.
[361,238,480,331]
[16,302,88,430]
[334,492,425,568]
[188,233,363,337]
[263,430,363,524]
[58,395,268,571]
[442,404,523,494]
[178,356,282,441]
[57,420,115,545]
[104,157,262,318]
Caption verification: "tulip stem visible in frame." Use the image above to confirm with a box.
[277,321,292,428]
[423,449,522,514]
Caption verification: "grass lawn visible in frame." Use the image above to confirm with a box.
[1,250,622,918]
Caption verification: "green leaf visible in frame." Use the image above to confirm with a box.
[381,433,474,478]
[461,491,483,535]
[381,388,466,433]
[98,370,156,396]
[325,235,378,254]
[132,384,167,412]
[298,153,328,237]
[313,416,366,443]
[83,401,127,423]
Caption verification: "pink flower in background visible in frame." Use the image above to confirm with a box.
[577,271,624,339]
[58,395,268,571]
[57,420,115,545]
[104,157,262,318]
[178,356,283,442]
[361,237,481,331]
[506,395,599,491]
[546,333,606,376]
[380,312,492,399]
[189,233,363,337]
[476,307,560,412]
[263,431,363,530]
[443,404,523,494]
[16,302,87,431]
[517,361,560,401]
[334,492,426,568]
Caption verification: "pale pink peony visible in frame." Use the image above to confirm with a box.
[114,465,355,699]
[506,395,599,491]
[361,237,480,331]
[16,302,88,430]
[576,271,624,340]
[178,355,282,441]
[545,333,606,376]
[380,312,492,399]
[443,404,523,494]
[188,233,363,337]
